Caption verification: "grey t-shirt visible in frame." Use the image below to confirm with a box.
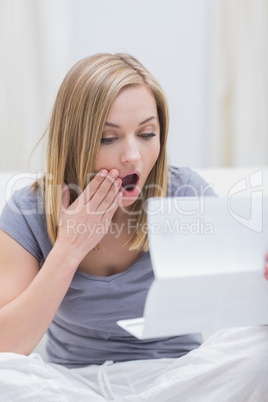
[0,166,215,368]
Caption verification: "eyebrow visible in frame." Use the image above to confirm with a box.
[105,116,157,129]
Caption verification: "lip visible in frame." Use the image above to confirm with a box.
[119,170,140,197]
[120,170,140,181]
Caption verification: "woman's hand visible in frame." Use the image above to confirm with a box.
[55,169,122,265]
[264,253,268,280]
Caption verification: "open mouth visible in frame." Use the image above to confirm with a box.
[121,173,139,192]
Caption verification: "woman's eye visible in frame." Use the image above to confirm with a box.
[101,133,156,144]
[101,137,116,144]
[138,133,156,140]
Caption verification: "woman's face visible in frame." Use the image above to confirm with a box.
[95,84,161,208]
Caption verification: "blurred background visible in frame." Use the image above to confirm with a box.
[0,0,267,173]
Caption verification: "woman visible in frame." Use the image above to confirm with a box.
[0,53,267,401]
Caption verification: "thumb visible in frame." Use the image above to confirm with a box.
[61,182,70,211]
[58,183,70,227]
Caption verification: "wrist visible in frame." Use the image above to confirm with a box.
[48,241,80,274]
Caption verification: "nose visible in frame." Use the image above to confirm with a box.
[120,138,141,164]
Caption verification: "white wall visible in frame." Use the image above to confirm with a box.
[0,0,73,172]
[1,1,267,172]
[69,0,211,168]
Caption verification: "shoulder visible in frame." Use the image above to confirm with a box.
[0,185,48,263]
[167,166,216,197]
[4,185,44,215]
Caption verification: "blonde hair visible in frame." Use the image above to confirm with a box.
[32,53,169,251]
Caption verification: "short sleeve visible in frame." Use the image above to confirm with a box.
[0,187,44,262]
[167,166,217,197]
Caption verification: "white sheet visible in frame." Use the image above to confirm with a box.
[0,326,268,401]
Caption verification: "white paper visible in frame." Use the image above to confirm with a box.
[117,196,268,339]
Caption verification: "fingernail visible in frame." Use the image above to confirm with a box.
[110,170,118,178]
[100,170,108,177]
[114,179,121,187]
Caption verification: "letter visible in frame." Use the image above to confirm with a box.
[66,218,77,234]
[227,170,263,232]
[164,218,180,235]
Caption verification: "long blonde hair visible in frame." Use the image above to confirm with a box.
[32,53,169,251]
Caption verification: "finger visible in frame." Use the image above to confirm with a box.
[264,259,268,280]
[88,170,120,212]
[61,183,70,210]
[82,169,109,204]
[58,183,70,226]
[65,170,109,215]
[67,170,108,211]
[96,177,122,215]
[102,189,123,224]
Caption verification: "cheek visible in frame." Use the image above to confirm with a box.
[94,149,113,172]
[148,141,160,167]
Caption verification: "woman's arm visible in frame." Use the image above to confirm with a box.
[0,230,77,354]
[0,170,122,355]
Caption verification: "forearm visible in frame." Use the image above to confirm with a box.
[0,246,78,355]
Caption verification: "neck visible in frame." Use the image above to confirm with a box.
[113,207,125,223]
[113,203,134,222]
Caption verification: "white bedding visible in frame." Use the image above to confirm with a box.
[0,326,267,402]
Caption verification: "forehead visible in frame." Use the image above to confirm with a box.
[107,85,157,121]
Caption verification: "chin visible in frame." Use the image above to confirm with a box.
[116,189,144,214]
[120,196,139,208]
